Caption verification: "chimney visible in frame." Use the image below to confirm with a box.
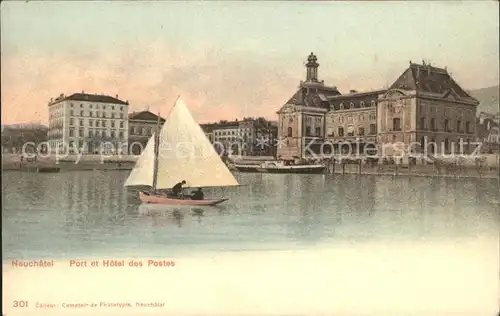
[349,90,358,94]
[116,94,119,99]
[82,90,84,94]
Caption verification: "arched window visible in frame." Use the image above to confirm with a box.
[349,102,354,109]
[287,127,292,137]
[371,100,376,107]
[360,101,365,107]
[429,138,436,155]
[340,102,344,109]
[430,118,436,131]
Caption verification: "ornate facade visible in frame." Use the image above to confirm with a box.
[378,61,479,155]
[276,52,340,159]
[277,54,479,159]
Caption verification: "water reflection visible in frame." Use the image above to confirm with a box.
[2,171,499,260]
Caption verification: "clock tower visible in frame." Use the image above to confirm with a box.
[305,52,319,82]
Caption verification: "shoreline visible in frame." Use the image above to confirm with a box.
[2,161,498,179]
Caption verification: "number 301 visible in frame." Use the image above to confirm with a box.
[13,301,28,307]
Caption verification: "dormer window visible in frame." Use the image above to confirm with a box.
[360,101,365,107]
[349,102,354,109]
[340,102,344,109]
[371,100,376,107]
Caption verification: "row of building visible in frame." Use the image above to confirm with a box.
[2,92,277,156]
[2,53,498,157]
[276,53,498,159]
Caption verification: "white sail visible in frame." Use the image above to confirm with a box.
[154,98,240,189]
[123,133,156,187]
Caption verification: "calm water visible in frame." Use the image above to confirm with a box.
[2,171,499,260]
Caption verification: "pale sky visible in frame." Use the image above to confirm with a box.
[1,1,499,124]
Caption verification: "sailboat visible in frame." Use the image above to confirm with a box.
[124,97,240,206]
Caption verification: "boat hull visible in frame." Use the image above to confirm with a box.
[138,191,228,206]
[256,166,326,174]
[233,164,260,172]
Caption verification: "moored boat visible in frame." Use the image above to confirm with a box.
[232,164,260,173]
[256,161,326,174]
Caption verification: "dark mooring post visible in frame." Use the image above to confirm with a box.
[358,159,362,174]
[342,162,345,174]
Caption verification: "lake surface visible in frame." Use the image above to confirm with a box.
[2,171,499,315]
[2,171,499,259]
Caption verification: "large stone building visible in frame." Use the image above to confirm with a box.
[277,52,341,159]
[47,92,129,154]
[325,90,386,155]
[377,61,479,156]
[128,110,165,154]
[277,54,479,160]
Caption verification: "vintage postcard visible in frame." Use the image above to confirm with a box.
[2,1,499,315]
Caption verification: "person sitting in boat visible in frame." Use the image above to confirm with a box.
[190,188,204,200]
[172,180,187,198]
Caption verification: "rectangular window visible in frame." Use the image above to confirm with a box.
[79,119,84,126]
[338,127,344,137]
[111,121,115,128]
[359,127,365,136]
[79,129,84,137]
[347,125,354,136]
[369,124,377,135]
[393,118,401,131]
[70,118,74,126]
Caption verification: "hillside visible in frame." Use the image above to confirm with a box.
[468,85,499,114]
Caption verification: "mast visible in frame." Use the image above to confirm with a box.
[152,110,161,192]
[151,96,181,192]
